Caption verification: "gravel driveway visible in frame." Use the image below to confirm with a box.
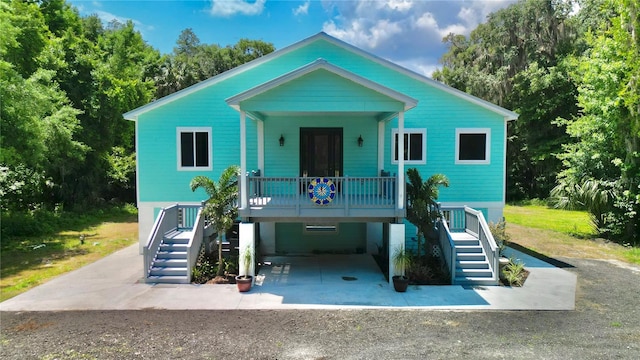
[2,257,639,359]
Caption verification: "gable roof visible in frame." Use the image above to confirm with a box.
[226,58,418,112]
[123,32,518,121]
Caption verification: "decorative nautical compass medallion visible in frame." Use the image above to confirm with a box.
[308,177,336,205]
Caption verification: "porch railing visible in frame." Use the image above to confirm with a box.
[244,176,397,209]
[465,206,499,284]
[144,204,178,278]
[143,204,203,280]
[438,205,500,284]
[437,214,456,284]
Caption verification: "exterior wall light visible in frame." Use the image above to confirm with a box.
[358,135,363,147]
[279,134,285,147]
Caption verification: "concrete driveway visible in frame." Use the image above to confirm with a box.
[0,244,576,311]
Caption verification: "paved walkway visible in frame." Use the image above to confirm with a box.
[0,245,576,311]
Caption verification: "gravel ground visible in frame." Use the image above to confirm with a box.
[1,257,639,360]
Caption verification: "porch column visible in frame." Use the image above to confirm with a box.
[388,223,405,285]
[240,110,248,209]
[239,222,256,285]
[397,111,405,209]
[377,121,384,173]
[257,119,264,173]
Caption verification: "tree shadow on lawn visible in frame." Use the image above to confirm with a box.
[0,234,91,279]
[508,242,575,268]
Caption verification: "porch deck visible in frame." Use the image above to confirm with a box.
[240,176,404,221]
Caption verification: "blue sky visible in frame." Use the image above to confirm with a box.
[69,1,517,76]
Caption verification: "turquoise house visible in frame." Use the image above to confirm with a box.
[124,33,518,285]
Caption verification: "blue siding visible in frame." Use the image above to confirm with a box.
[135,36,508,221]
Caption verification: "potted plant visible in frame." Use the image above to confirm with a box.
[392,246,412,292]
[235,246,253,292]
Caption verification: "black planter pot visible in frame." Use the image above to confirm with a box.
[392,275,409,292]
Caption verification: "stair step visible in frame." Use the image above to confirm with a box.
[454,277,499,286]
[150,267,188,276]
[456,268,493,278]
[146,275,190,284]
[156,251,188,259]
[160,243,188,251]
[456,253,487,262]
[153,258,187,267]
[163,230,192,244]
[456,260,490,269]
[453,239,480,247]
[455,245,483,254]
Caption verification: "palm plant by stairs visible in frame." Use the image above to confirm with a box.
[147,229,192,284]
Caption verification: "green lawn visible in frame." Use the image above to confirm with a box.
[504,204,639,265]
[0,207,138,302]
[504,204,596,238]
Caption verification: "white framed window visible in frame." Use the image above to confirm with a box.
[177,127,212,171]
[304,222,338,234]
[455,128,491,164]
[392,128,426,164]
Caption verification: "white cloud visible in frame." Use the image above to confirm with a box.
[210,0,266,17]
[322,0,516,76]
[293,1,310,17]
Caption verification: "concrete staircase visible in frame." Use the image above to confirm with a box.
[451,232,496,285]
[147,229,192,284]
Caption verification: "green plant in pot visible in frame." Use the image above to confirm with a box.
[392,246,412,292]
[235,246,253,292]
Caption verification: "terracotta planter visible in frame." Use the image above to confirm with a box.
[392,275,409,292]
[235,275,253,292]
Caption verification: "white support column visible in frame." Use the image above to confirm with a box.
[239,222,256,285]
[240,110,248,209]
[397,111,405,210]
[388,223,405,285]
[377,121,385,174]
[257,119,264,173]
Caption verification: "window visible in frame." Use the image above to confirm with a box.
[455,128,490,164]
[177,127,212,170]
[392,128,426,164]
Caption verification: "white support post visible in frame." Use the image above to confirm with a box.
[240,111,248,209]
[257,119,264,174]
[397,111,405,210]
[239,222,256,285]
[377,121,385,174]
[388,223,405,285]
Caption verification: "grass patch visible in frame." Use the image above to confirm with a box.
[505,204,596,238]
[0,205,138,302]
[505,205,639,265]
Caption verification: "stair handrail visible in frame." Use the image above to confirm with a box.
[437,214,457,284]
[186,205,205,283]
[464,206,499,283]
[144,204,179,278]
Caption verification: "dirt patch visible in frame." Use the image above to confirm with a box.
[506,223,628,261]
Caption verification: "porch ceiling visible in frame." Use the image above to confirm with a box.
[226,58,417,121]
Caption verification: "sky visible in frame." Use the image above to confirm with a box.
[69,0,518,76]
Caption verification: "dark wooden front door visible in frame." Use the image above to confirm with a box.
[300,128,343,177]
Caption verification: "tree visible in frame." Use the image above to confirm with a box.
[553,0,639,243]
[190,166,240,276]
[406,168,449,258]
[433,0,578,201]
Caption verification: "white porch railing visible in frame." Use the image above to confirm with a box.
[465,206,499,284]
[143,204,203,281]
[438,205,500,284]
[144,204,178,278]
[240,176,399,218]
[438,215,457,284]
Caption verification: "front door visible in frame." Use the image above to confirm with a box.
[300,128,343,177]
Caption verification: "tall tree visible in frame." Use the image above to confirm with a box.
[554,0,639,243]
[433,0,578,200]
